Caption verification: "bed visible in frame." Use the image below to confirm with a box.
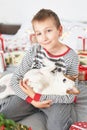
[0,22,87,130]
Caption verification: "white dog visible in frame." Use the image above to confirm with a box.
[23,58,79,95]
[0,58,79,99]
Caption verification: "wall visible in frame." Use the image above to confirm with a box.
[0,0,87,24]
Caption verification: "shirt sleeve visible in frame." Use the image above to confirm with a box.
[10,45,36,100]
[33,50,79,104]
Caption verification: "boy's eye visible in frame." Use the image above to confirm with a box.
[47,29,51,32]
[36,33,41,36]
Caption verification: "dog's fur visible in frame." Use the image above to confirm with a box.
[24,58,80,95]
[0,58,80,99]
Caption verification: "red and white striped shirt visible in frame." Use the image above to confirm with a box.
[10,44,79,104]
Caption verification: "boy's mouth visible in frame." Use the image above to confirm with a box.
[42,41,51,45]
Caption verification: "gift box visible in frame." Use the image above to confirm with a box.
[0,51,6,72]
[78,52,87,81]
[78,65,87,81]
[4,51,25,66]
[78,36,87,51]
[0,34,4,51]
[70,121,87,130]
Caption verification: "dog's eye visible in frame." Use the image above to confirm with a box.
[63,78,66,83]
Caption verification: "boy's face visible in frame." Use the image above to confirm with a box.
[33,18,62,51]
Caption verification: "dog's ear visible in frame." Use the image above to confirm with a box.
[66,86,80,95]
[64,74,78,81]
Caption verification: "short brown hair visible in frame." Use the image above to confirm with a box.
[32,8,61,29]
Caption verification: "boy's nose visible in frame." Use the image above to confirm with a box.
[42,34,47,41]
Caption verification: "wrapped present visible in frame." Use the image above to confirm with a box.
[4,51,25,66]
[70,121,87,130]
[78,52,87,66]
[0,34,4,51]
[78,52,87,81]
[78,65,87,81]
[78,36,87,51]
[0,51,6,72]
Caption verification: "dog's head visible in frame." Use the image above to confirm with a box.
[56,68,80,95]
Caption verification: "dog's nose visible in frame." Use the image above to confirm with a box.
[63,78,66,83]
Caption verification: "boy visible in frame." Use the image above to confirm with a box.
[1,9,79,130]
[19,8,79,130]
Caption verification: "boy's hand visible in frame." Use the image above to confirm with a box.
[31,100,52,108]
[19,80,52,108]
[19,80,35,99]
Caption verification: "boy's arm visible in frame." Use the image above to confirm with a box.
[10,46,34,100]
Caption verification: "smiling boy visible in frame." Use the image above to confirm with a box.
[0,9,79,130]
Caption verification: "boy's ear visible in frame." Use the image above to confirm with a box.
[58,25,63,37]
[30,34,37,43]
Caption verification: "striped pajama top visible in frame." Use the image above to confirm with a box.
[10,44,79,104]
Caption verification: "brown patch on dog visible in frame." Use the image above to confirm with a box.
[66,86,80,95]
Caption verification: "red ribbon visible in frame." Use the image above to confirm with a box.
[79,65,87,70]
[79,65,87,80]
[0,51,6,70]
[0,35,4,51]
